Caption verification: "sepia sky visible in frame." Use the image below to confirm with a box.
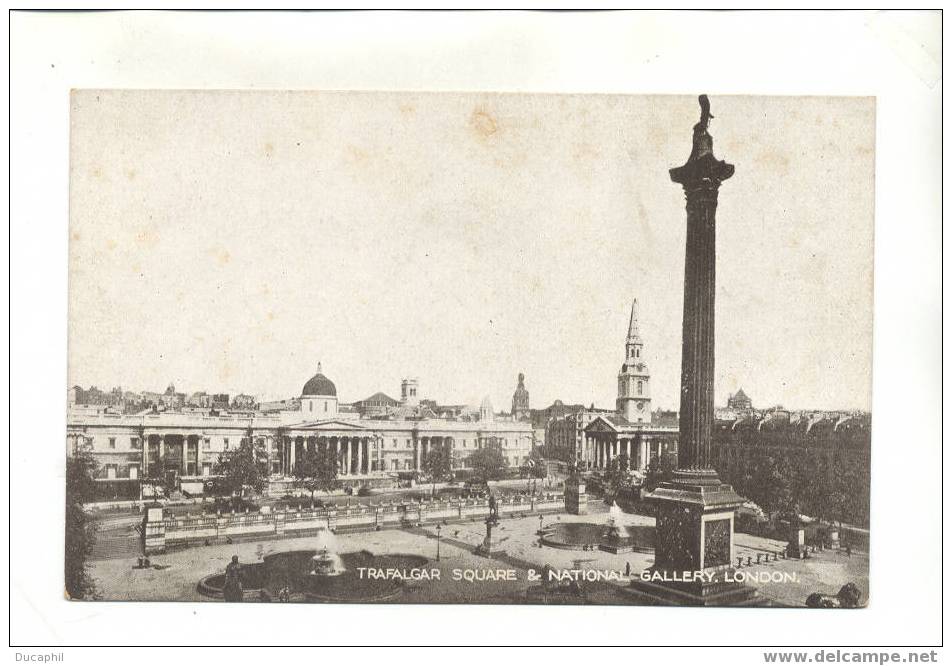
[68,91,874,412]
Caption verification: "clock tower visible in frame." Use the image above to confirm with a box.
[616,298,652,423]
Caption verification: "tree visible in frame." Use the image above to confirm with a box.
[65,445,99,599]
[606,452,631,493]
[293,446,339,500]
[467,447,507,483]
[212,439,269,499]
[522,448,546,479]
[421,443,452,497]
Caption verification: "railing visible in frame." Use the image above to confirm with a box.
[147,492,566,552]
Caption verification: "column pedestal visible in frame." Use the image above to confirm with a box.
[563,476,587,515]
[631,469,763,605]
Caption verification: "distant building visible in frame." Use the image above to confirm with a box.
[727,388,753,411]
[711,410,871,524]
[400,378,419,406]
[353,391,401,417]
[231,394,256,410]
[511,373,530,421]
[187,392,212,408]
[652,408,678,428]
[480,396,495,422]
[258,397,300,413]
[544,407,616,463]
[67,363,532,501]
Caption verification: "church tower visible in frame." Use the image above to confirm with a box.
[511,373,530,421]
[616,298,652,423]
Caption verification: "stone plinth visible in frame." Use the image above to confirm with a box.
[787,527,805,558]
[632,469,763,605]
[564,479,587,515]
[475,519,506,557]
[144,507,166,554]
[599,524,636,554]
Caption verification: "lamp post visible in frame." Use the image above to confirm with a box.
[538,513,544,535]
[435,523,442,561]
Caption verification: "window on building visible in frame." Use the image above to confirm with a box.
[130,437,140,449]
[129,465,139,480]
[108,437,116,449]
[309,402,313,412]
[324,401,328,412]
[223,438,229,450]
[637,381,643,395]
[636,348,640,358]
[202,438,210,450]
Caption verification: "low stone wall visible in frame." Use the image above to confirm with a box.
[144,493,565,553]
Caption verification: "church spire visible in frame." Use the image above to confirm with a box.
[617,297,651,423]
[627,298,642,344]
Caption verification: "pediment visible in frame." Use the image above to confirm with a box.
[584,417,618,433]
[283,419,370,431]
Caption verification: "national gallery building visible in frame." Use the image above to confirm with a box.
[66,366,534,500]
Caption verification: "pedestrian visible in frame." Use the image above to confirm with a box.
[625,562,631,576]
[845,543,852,558]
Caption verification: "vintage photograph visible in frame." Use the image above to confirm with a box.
[65,90,873,607]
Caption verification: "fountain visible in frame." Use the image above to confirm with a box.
[197,527,427,602]
[598,502,637,554]
[309,530,345,576]
[539,503,651,553]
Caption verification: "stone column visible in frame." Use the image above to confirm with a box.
[635,97,751,605]
[344,438,352,476]
[333,438,340,473]
[159,435,165,469]
[142,433,149,479]
[414,438,420,471]
[289,437,297,473]
[356,438,363,475]
[670,105,734,471]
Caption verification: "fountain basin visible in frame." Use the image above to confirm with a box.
[198,550,429,602]
[540,522,654,554]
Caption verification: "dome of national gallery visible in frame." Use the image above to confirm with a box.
[302,363,337,397]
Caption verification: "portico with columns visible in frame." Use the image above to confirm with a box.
[582,415,677,472]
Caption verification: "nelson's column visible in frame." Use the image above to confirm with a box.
[631,96,762,606]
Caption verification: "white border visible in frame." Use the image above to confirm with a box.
[7,8,943,650]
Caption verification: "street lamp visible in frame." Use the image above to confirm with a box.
[435,523,442,561]
[538,513,544,535]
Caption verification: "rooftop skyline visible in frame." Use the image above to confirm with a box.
[68,92,874,413]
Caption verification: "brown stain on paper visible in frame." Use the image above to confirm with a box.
[470,109,498,139]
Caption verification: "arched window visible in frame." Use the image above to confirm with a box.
[309,401,313,412]
[637,381,643,395]
[636,348,640,358]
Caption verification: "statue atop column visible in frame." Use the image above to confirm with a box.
[670,94,734,194]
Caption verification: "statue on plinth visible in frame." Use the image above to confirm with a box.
[222,555,243,602]
[477,493,505,557]
[486,492,501,525]
[563,458,588,515]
